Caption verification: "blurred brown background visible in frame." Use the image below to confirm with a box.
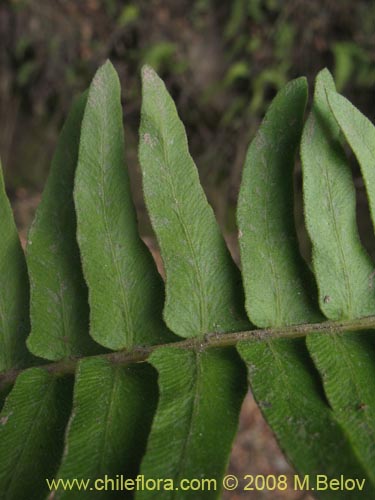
[1,0,374,498]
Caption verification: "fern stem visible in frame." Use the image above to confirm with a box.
[2,315,375,391]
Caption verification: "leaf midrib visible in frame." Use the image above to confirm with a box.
[171,350,202,496]
[156,103,208,336]
[4,376,54,497]
[97,366,120,476]
[316,148,354,317]
[57,270,70,358]
[95,89,134,347]
[331,333,375,469]
[265,340,299,411]
[263,155,282,325]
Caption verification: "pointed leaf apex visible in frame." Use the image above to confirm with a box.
[93,60,118,84]
[141,65,160,85]
[318,67,333,78]
[316,67,336,89]
[101,59,115,71]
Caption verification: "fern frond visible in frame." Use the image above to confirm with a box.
[0,62,375,499]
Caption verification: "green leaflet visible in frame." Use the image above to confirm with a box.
[327,90,375,227]
[138,348,247,500]
[0,368,73,500]
[301,69,375,321]
[237,78,316,328]
[238,340,373,497]
[301,68,375,485]
[236,78,366,494]
[26,92,100,361]
[139,65,249,338]
[55,358,158,499]
[139,67,249,498]
[74,61,172,350]
[0,161,31,371]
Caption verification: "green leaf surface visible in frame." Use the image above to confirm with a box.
[307,333,375,487]
[237,78,367,494]
[138,67,249,498]
[0,161,31,371]
[74,61,171,350]
[238,340,373,498]
[237,77,316,328]
[301,68,375,485]
[55,358,158,499]
[301,69,375,321]
[139,65,249,338]
[327,90,375,228]
[138,347,247,499]
[0,368,73,499]
[26,92,99,361]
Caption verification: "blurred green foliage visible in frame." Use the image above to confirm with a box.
[0,0,374,232]
[333,41,375,91]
